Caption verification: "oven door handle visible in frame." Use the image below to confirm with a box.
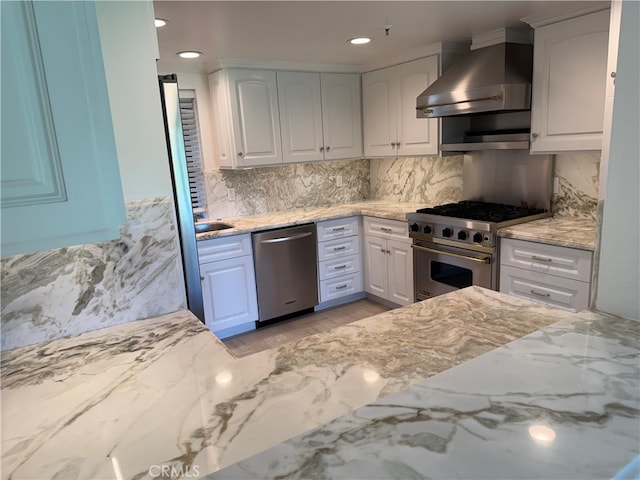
[411,244,491,264]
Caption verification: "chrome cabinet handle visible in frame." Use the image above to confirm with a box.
[531,255,552,263]
[332,227,345,232]
[335,284,348,290]
[380,227,392,233]
[530,289,551,298]
[334,265,347,270]
[333,246,346,251]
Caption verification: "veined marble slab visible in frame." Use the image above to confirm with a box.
[0,287,573,479]
[196,200,427,240]
[498,215,597,251]
[213,309,640,480]
[553,152,600,220]
[0,197,186,351]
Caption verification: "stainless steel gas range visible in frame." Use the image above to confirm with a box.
[406,150,554,301]
[407,201,550,301]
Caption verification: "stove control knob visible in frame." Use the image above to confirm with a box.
[458,230,468,241]
[442,227,453,238]
[410,223,419,232]
[423,225,432,235]
[473,233,484,243]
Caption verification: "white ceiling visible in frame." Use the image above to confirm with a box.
[153,1,603,72]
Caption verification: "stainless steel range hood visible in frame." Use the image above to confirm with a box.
[417,43,533,118]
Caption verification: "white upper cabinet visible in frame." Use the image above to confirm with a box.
[363,56,439,157]
[1,1,125,258]
[210,69,362,169]
[530,10,610,153]
[278,71,362,163]
[278,71,324,163]
[320,73,363,160]
[210,69,283,168]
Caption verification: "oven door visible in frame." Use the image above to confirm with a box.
[412,241,494,301]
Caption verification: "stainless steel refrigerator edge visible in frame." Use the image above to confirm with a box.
[158,74,204,322]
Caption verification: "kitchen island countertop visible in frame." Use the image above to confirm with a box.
[498,215,597,251]
[2,287,618,480]
[215,306,640,480]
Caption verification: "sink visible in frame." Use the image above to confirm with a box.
[195,222,234,233]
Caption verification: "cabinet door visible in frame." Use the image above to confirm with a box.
[200,255,258,333]
[320,73,363,160]
[362,66,398,157]
[387,239,414,306]
[397,56,439,156]
[363,236,388,298]
[227,69,282,166]
[530,10,610,153]
[209,70,234,168]
[1,1,126,258]
[278,71,324,164]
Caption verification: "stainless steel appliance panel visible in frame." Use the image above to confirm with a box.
[253,224,318,322]
[463,150,554,211]
[413,241,494,301]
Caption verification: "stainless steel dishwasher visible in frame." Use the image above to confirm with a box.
[252,223,318,324]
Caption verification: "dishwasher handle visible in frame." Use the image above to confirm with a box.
[259,231,314,244]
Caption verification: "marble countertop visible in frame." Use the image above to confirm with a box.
[215,308,640,480]
[198,202,598,254]
[196,200,426,240]
[1,287,590,480]
[498,215,597,251]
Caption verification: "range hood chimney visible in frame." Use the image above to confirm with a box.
[416,42,533,118]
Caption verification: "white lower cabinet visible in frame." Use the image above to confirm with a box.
[499,238,592,312]
[362,217,413,306]
[198,234,258,338]
[316,217,363,306]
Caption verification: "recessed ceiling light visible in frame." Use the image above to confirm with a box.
[349,37,371,45]
[177,51,203,59]
[155,18,168,28]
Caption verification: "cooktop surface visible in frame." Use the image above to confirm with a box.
[416,201,547,224]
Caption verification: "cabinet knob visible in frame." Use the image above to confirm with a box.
[390,142,396,147]
[320,146,324,152]
[531,133,539,141]
[395,142,400,149]
[326,146,330,152]
[200,276,205,281]
[238,152,243,157]
[611,71,616,78]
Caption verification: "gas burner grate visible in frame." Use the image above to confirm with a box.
[416,201,547,223]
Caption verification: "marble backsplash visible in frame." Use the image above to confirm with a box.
[369,156,464,205]
[552,151,600,219]
[0,197,186,351]
[204,159,370,219]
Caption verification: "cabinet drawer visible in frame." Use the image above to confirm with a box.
[364,216,409,241]
[317,216,359,241]
[500,238,592,282]
[318,254,361,280]
[499,265,590,312]
[319,272,363,302]
[197,233,252,263]
[317,235,360,261]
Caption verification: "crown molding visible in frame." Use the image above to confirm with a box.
[205,58,361,74]
[520,2,610,28]
[471,26,533,50]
